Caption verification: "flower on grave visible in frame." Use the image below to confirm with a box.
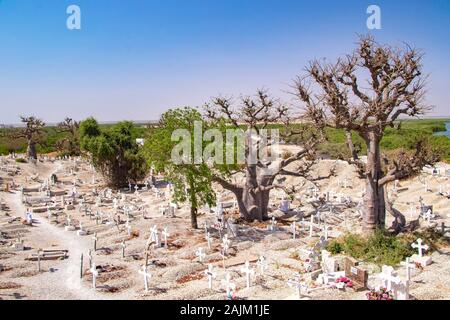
[366,288,394,301]
[227,291,237,300]
[336,276,353,288]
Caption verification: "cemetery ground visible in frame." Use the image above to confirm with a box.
[0,154,449,300]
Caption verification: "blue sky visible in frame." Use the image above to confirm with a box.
[0,0,449,123]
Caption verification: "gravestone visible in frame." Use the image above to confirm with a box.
[411,238,432,266]
[344,257,368,291]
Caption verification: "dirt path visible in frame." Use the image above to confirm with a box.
[3,163,127,300]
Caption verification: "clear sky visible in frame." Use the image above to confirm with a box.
[0,0,449,124]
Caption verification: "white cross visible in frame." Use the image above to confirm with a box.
[161,227,169,248]
[411,238,429,258]
[401,257,415,282]
[125,221,132,236]
[138,265,152,292]
[206,232,212,249]
[150,225,159,247]
[256,255,268,276]
[90,263,98,289]
[221,273,236,297]
[240,261,255,289]
[270,217,277,231]
[221,235,230,256]
[424,209,435,223]
[196,247,206,263]
[322,224,330,240]
[204,264,217,289]
[379,265,401,291]
[287,272,308,299]
[291,222,297,239]
[204,222,208,238]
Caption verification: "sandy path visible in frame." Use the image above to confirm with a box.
[3,162,127,300]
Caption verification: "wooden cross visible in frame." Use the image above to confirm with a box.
[240,261,255,289]
[88,250,92,268]
[139,265,152,292]
[92,233,98,251]
[411,238,429,258]
[80,253,84,278]
[37,249,43,272]
[204,264,216,289]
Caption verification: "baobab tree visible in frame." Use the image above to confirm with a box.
[204,90,329,222]
[56,117,80,156]
[294,36,437,233]
[1,116,45,159]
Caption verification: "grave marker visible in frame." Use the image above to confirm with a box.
[221,273,236,298]
[240,261,255,289]
[204,264,217,289]
[256,256,268,276]
[90,263,98,289]
[196,247,206,263]
[162,227,169,249]
[344,258,368,291]
[139,265,152,292]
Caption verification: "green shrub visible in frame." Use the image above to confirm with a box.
[365,229,415,266]
[327,239,343,255]
[329,229,417,266]
[15,158,27,164]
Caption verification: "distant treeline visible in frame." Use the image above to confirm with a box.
[0,119,449,162]
[0,123,148,156]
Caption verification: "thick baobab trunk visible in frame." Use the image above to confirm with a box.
[27,140,37,160]
[236,166,272,222]
[362,132,386,233]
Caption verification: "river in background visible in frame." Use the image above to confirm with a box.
[434,122,450,138]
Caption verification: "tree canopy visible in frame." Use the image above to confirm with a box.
[80,118,148,188]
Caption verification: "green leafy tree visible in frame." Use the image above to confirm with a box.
[79,118,148,188]
[144,107,216,229]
